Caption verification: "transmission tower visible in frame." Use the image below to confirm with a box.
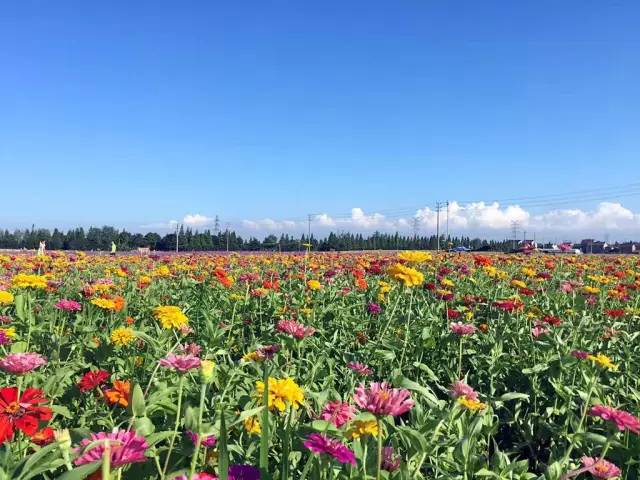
[214,215,220,234]
[435,202,443,251]
[412,217,420,238]
[511,220,520,251]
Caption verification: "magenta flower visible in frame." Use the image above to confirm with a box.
[580,457,621,478]
[450,322,476,336]
[0,353,47,375]
[0,331,11,346]
[173,474,217,480]
[347,362,373,376]
[449,380,479,401]
[381,446,401,472]
[54,299,82,312]
[303,433,356,466]
[185,430,218,447]
[276,319,316,340]
[531,323,549,338]
[320,401,356,428]
[158,353,201,373]
[74,429,149,468]
[589,405,640,434]
[354,382,414,417]
[367,303,382,315]
[571,350,590,360]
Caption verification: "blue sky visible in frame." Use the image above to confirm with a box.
[1,1,639,238]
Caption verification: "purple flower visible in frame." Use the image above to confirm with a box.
[54,299,82,312]
[382,446,401,472]
[0,331,11,346]
[347,362,373,377]
[367,302,382,315]
[185,430,218,447]
[227,465,261,480]
[304,433,356,466]
[0,353,47,375]
[74,429,148,468]
[572,350,590,360]
[158,353,201,373]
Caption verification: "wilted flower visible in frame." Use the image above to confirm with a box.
[185,430,217,447]
[303,433,356,466]
[74,429,149,468]
[381,446,401,472]
[347,362,373,376]
[0,352,47,375]
[354,382,414,417]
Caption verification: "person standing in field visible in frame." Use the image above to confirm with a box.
[111,241,117,256]
[37,240,46,257]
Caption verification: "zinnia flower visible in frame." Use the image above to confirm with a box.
[185,430,217,447]
[74,429,148,468]
[387,263,424,287]
[159,353,201,373]
[367,302,382,315]
[397,251,432,263]
[11,274,48,289]
[303,433,356,466]
[347,362,372,376]
[0,387,52,443]
[353,382,414,417]
[458,396,488,411]
[0,291,14,305]
[276,319,316,340]
[320,401,356,428]
[449,380,479,401]
[381,446,401,472]
[78,370,110,392]
[346,419,379,439]
[587,353,618,371]
[104,380,130,407]
[589,405,640,434]
[0,353,47,375]
[54,299,82,312]
[111,327,136,347]
[450,322,476,336]
[153,306,189,330]
[256,377,304,412]
[578,456,621,479]
[31,427,55,446]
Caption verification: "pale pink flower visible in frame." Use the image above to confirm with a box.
[449,380,479,401]
[531,322,550,338]
[74,429,148,467]
[354,382,414,417]
[320,401,356,427]
[589,405,640,434]
[580,456,621,478]
[450,322,476,336]
[158,353,201,373]
[0,353,47,375]
[381,446,401,472]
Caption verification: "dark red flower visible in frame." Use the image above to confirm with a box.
[78,370,110,393]
[31,426,55,446]
[606,309,625,318]
[0,387,53,443]
[542,315,562,326]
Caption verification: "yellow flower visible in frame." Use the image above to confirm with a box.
[441,278,455,288]
[153,265,171,277]
[0,291,14,305]
[397,251,432,264]
[243,351,262,362]
[483,266,498,277]
[387,263,424,287]
[110,327,135,347]
[244,416,261,435]
[255,377,304,412]
[587,353,618,371]
[510,279,527,289]
[229,293,243,302]
[583,286,600,295]
[153,306,189,330]
[458,397,487,411]
[307,280,322,290]
[11,274,48,289]
[378,281,392,294]
[0,327,16,338]
[346,420,380,439]
[91,298,117,310]
[521,267,536,277]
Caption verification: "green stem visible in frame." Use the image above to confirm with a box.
[376,418,383,480]
[260,364,270,477]
[188,384,208,480]
[102,439,111,480]
[162,375,185,478]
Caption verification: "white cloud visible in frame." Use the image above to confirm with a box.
[242,218,298,231]
[183,214,213,227]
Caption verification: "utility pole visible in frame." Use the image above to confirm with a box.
[214,215,220,235]
[510,221,520,251]
[446,201,450,248]
[307,214,312,244]
[225,222,231,252]
[435,202,443,251]
[412,217,419,239]
[175,223,180,253]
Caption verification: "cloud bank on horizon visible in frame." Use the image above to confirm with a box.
[148,201,640,241]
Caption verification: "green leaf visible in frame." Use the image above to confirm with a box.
[51,405,73,419]
[498,392,530,402]
[56,462,102,480]
[131,383,146,417]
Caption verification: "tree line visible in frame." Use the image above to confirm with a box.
[0,225,515,252]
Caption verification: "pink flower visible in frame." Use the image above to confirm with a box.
[450,322,476,336]
[0,331,11,346]
[382,446,401,472]
[572,350,590,360]
[303,433,356,466]
[158,353,201,373]
[589,405,640,434]
[173,474,217,480]
[0,353,47,375]
[449,380,479,401]
[353,382,414,417]
[560,281,574,293]
[74,429,149,468]
[185,431,217,447]
[320,401,356,428]
[54,299,82,312]
[580,456,621,478]
[179,343,202,356]
[276,319,316,340]
[531,322,550,338]
[347,362,373,376]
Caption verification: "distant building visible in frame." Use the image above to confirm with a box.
[608,242,638,254]
[579,239,608,254]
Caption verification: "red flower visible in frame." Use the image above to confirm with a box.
[31,426,55,446]
[606,309,625,318]
[0,387,52,443]
[78,370,110,393]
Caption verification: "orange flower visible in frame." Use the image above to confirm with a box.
[113,296,125,313]
[125,316,135,325]
[104,380,130,407]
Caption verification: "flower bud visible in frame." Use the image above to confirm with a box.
[200,360,215,384]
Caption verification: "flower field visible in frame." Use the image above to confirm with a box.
[0,251,639,480]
